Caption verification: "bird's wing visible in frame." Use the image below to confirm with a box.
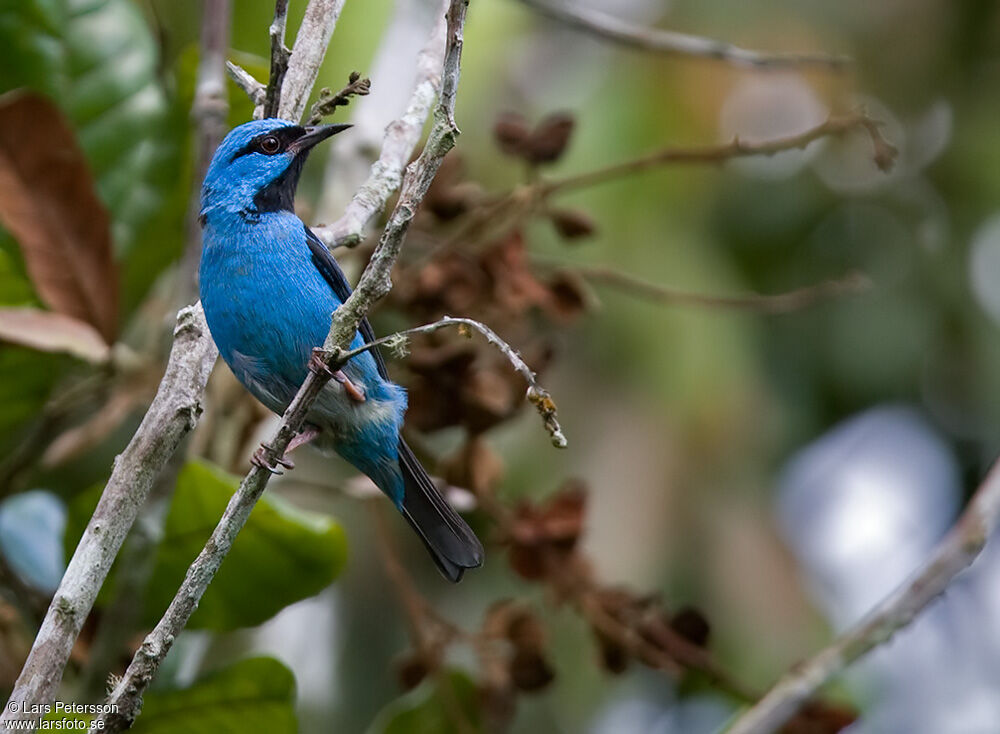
[305,226,390,380]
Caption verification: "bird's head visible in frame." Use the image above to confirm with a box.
[201,118,350,219]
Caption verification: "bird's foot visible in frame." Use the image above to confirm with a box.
[252,443,294,475]
[287,424,320,455]
[308,348,335,377]
[307,347,365,402]
[333,369,366,402]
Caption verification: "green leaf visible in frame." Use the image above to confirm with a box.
[0,0,188,281]
[144,460,348,631]
[133,657,297,734]
[368,671,482,734]
[42,657,298,733]
[0,0,188,448]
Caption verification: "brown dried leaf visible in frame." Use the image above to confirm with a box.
[505,481,588,579]
[537,480,587,548]
[0,93,118,342]
[0,307,110,363]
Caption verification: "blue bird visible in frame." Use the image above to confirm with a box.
[199,119,484,581]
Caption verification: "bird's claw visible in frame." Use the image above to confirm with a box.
[252,443,291,474]
[307,348,365,402]
[334,369,366,402]
[308,348,335,377]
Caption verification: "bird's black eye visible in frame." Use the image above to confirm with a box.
[258,135,282,154]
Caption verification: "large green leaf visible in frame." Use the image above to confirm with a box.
[44,657,297,733]
[143,460,348,631]
[368,671,482,734]
[0,0,188,451]
[0,0,186,257]
[134,657,297,734]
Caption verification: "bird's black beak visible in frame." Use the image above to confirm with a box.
[289,123,352,154]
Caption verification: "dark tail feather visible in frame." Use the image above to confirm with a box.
[398,439,484,582]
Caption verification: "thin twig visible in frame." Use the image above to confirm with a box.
[542,113,895,195]
[441,113,895,253]
[311,0,451,248]
[278,0,347,121]
[726,458,1000,734]
[519,0,850,70]
[263,0,291,118]
[1,306,217,730]
[567,265,872,315]
[306,71,372,126]
[339,315,566,448]
[90,3,473,729]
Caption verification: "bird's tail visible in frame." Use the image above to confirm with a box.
[397,439,484,582]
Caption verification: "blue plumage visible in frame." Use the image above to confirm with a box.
[199,119,483,580]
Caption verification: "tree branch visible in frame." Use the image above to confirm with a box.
[339,315,567,447]
[89,2,473,729]
[263,0,291,118]
[321,0,468,352]
[311,0,451,249]
[225,61,265,115]
[0,305,217,730]
[542,112,896,195]
[565,265,872,315]
[726,458,1000,734]
[519,0,850,70]
[278,0,347,121]
[441,113,896,253]
[91,348,336,733]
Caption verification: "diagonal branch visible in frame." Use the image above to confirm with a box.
[726,457,1000,734]
[93,348,334,733]
[519,0,850,70]
[311,0,451,248]
[566,265,872,315]
[322,0,468,351]
[542,112,896,195]
[0,305,217,730]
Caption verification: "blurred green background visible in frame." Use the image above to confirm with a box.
[3,0,1000,732]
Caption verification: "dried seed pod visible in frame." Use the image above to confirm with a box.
[592,628,629,674]
[494,112,532,156]
[526,112,575,164]
[394,652,429,691]
[549,208,597,240]
[509,649,555,692]
[669,606,711,648]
